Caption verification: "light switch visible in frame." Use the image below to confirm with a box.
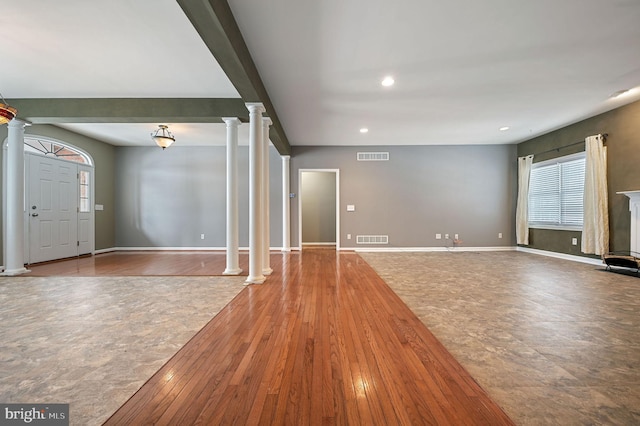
[435,233,442,240]
[95,204,104,211]
[346,205,355,212]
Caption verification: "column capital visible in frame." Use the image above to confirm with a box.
[281,155,291,160]
[221,117,241,127]
[245,102,265,114]
[262,117,273,126]
[7,118,31,129]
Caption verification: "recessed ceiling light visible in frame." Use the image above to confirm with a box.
[499,126,510,131]
[381,76,395,87]
[360,128,369,133]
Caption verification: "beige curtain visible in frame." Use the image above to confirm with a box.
[516,155,534,245]
[581,134,609,255]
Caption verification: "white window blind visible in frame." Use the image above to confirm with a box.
[528,154,585,229]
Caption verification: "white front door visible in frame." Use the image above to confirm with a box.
[28,154,79,263]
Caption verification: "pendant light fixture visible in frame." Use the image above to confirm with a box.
[151,124,175,149]
[0,92,17,125]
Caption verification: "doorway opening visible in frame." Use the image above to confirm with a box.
[298,169,340,250]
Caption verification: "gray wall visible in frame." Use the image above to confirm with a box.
[291,145,518,249]
[518,99,640,256]
[115,145,283,248]
[0,124,116,263]
[301,171,336,243]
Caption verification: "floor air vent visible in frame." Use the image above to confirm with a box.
[357,152,389,161]
[356,235,389,244]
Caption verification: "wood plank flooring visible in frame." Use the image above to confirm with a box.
[25,251,249,276]
[103,249,513,425]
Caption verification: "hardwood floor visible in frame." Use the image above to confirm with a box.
[25,251,249,276]
[103,249,513,425]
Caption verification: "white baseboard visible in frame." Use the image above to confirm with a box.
[517,246,604,266]
[113,246,228,251]
[102,247,286,253]
[355,246,517,253]
[94,247,117,255]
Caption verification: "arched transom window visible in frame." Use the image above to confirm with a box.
[24,136,92,165]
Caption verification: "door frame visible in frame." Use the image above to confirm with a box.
[298,169,340,251]
[24,152,96,263]
[1,134,95,266]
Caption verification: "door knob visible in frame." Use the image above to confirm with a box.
[31,213,39,217]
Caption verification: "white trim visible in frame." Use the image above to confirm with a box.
[302,242,336,246]
[517,246,604,266]
[94,247,117,255]
[22,135,94,166]
[110,246,276,252]
[114,246,237,251]
[528,152,586,229]
[99,247,298,253]
[0,267,31,276]
[529,224,582,231]
[355,246,517,253]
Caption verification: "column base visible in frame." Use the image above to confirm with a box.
[281,248,292,252]
[262,267,273,275]
[245,274,266,285]
[223,268,243,275]
[1,267,31,276]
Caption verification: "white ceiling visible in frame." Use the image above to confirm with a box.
[2,0,640,148]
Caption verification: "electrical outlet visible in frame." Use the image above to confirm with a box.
[445,234,449,239]
[435,233,442,240]
[200,234,205,240]
[498,232,503,239]
[347,233,351,240]
[454,234,459,240]
[572,237,578,245]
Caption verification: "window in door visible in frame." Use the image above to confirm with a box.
[24,137,92,165]
[79,170,90,213]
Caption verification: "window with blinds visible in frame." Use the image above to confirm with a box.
[528,153,585,229]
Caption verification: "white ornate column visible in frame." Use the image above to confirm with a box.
[262,117,273,275]
[2,119,30,276]
[245,103,265,284]
[222,117,242,275]
[618,191,640,254]
[281,155,291,252]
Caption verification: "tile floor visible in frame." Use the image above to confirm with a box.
[1,251,639,425]
[0,275,246,425]
[360,251,640,425]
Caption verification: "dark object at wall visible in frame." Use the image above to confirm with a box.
[603,252,640,275]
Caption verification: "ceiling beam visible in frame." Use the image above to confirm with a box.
[176,0,291,155]
[8,98,248,124]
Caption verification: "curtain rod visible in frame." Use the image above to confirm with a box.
[532,133,608,157]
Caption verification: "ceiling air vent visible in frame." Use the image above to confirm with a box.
[356,235,389,244]
[357,152,389,161]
